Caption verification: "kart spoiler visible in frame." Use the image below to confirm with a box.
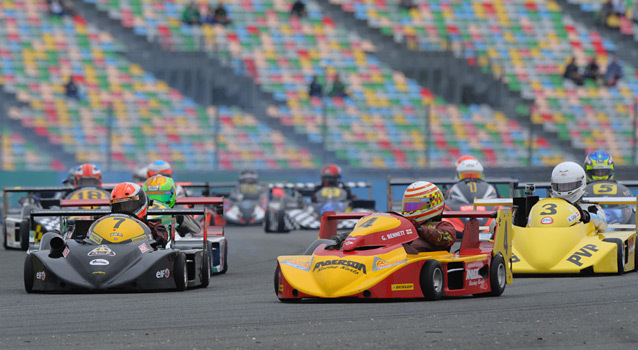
[516,181,638,196]
[268,181,373,198]
[474,196,638,207]
[30,208,209,245]
[57,197,224,213]
[386,176,519,211]
[317,211,496,239]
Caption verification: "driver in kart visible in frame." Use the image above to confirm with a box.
[230,169,266,200]
[547,161,607,232]
[142,175,201,237]
[146,159,187,198]
[583,150,632,224]
[110,182,170,248]
[446,158,498,204]
[312,164,354,202]
[402,181,456,252]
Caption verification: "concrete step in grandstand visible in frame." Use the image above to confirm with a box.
[72,0,572,168]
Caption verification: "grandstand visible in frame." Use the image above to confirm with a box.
[1,0,637,172]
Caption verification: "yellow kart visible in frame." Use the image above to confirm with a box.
[475,196,637,275]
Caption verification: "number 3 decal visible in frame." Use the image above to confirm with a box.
[540,203,557,215]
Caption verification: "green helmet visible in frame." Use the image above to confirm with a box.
[142,175,177,208]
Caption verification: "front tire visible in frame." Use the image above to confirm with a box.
[604,238,625,275]
[24,254,34,293]
[420,260,444,301]
[20,219,30,251]
[174,253,188,291]
[488,255,507,296]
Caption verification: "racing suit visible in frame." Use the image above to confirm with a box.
[312,181,354,202]
[409,219,456,252]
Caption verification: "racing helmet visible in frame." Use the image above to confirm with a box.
[584,150,614,182]
[132,165,148,183]
[456,159,484,180]
[72,163,103,187]
[320,164,341,186]
[62,167,76,186]
[110,182,149,219]
[143,175,176,208]
[550,161,587,203]
[147,160,173,178]
[238,169,258,184]
[455,155,477,167]
[402,181,445,224]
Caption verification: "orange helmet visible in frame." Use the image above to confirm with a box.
[455,155,477,167]
[147,160,173,178]
[320,164,341,186]
[110,182,148,219]
[73,163,102,187]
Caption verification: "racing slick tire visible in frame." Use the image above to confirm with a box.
[19,218,30,251]
[264,212,273,233]
[220,243,228,274]
[603,238,625,275]
[3,222,8,250]
[274,265,300,303]
[174,253,188,291]
[303,239,337,255]
[420,260,444,301]
[200,246,211,288]
[488,255,507,297]
[24,254,34,293]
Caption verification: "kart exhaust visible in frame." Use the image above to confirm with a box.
[49,236,66,258]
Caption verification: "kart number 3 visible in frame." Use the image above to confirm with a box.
[539,203,557,215]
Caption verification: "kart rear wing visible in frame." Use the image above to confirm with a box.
[2,186,73,219]
[474,197,638,207]
[386,176,519,211]
[268,181,373,198]
[58,197,224,213]
[317,211,496,239]
[30,208,210,246]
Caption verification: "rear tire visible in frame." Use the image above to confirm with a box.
[264,211,273,233]
[604,238,625,275]
[19,219,30,251]
[174,253,188,291]
[3,222,9,250]
[24,254,34,293]
[420,260,444,301]
[200,247,211,288]
[220,243,228,274]
[488,255,507,296]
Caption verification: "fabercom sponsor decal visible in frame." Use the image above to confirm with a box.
[313,259,367,274]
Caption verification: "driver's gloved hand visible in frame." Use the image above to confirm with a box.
[587,205,598,214]
[580,209,591,223]
[408,218,425,236]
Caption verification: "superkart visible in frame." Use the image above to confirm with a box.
[263,181,376,233]
[475,185,637,275]
[3,186,110,250]
[274,208,513,301]
[24,196,226,293]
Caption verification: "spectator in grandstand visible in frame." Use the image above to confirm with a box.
[399,0,417,11]
[563,57,583,86]
[48,0,64,16]
[290,0,307,18]
[612,0,626,17]
[633,1,638,23]
[329,73,348,98]
[182,2,201,25]
[308,75,323,98]
[212,2,232,26]
[583,57,601,83]
[604,55,623,86]
[65,76,79,100]
[599,0,614,25]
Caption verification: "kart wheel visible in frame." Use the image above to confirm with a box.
[277,211,289,233]
[3,222,9,250]
[274,265,299,303]
[604,238,625,275]
[303,239,336,255]
[200,247,211,288]
[264,212,273,233]
[220,243,228,274]
[488,255,507,297]
[420,260,444,301]
[174,253,188,291]
[19,218,30,251]
[24,254,34,293]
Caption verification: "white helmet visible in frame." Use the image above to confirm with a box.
[456,159,484,180]
[550,161,586,203]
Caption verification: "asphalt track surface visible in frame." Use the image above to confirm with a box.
[1,227,638,349]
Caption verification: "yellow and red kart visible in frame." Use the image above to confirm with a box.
[274,209,513,301]
[475,195,637,275]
